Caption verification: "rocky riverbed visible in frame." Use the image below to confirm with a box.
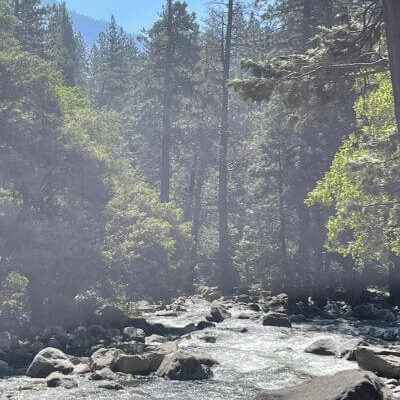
[1,291,400,399]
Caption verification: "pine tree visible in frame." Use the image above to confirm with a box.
[89,16,137,109]
[46,2,84,86]
[13,0,47,56]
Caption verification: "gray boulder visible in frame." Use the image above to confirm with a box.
[263,312,292,328]
[156,352,213,381]
[338,338,364,361]
[255,370,389,400]
[90,367,118,381]
[111,352,163,375]
[122,327,145,343]
[357,346,400,379]
[305,338,337,356]
[26,347,74,378]
[90,348,123,371]
[46,372,78,389]
[206,305,231,323]
[114,341,147,355]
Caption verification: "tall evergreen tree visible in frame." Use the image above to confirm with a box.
[46,2,85,86]
[13,0,47,56]
[89,16,137,109]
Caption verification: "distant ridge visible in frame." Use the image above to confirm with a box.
[41,0,109,46]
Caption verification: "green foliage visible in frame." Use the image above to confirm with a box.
[0,272,28,322]
[308,73,398,267]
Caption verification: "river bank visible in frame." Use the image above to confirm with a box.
[1,289,400,399]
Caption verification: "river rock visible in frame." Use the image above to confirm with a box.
[264,294,288,313]
[255,369,389,400]
[196,320,216,330]
[46,372,78,389]
[114,341,147,355]
[122,327,145,343]
[338,338,364,361]
[73,362,91,374]
[206,305,231,323]
[156,352,213,381]
[305,338,337,356]
[111,352,163,375]
[357,346,400,378]
[196,286,221,302]
[26,347,74,378]
[90,348,124,371]
[198,333,217,343]
[0,331,12,352]
[263,312,292,328]
[90,367,118,381]
[249,303,262,312]
[98,382,123,390]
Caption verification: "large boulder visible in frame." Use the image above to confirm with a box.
[357,346,400,379]
[263,312,292,328]
[90,348,124,371]
[46,372,78,389]
[305,338,337,356]
[206,305,231,323]
[338,338,364,361]
[255,370,389,400]
[156,352,213,381]
[122,327,145,343]
[111,352,163,375]
[26,347,74,378]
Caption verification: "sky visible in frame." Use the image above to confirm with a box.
[63,0,209,33]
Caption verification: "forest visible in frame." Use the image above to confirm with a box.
[0,0,400,399]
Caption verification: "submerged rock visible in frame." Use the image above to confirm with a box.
[26,347,74,378]
[255,370,389,400]
[305,338,337,356]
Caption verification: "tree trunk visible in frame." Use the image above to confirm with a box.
[161,0,173,203]
[384,0,400,133]
[218,0,236,293]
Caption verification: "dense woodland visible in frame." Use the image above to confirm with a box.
[0,0,400,328]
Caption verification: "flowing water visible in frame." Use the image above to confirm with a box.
[0,301,366,400]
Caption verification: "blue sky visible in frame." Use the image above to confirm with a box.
[64,0,209,33]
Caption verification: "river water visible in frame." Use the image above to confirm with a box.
[0,300,367,400]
